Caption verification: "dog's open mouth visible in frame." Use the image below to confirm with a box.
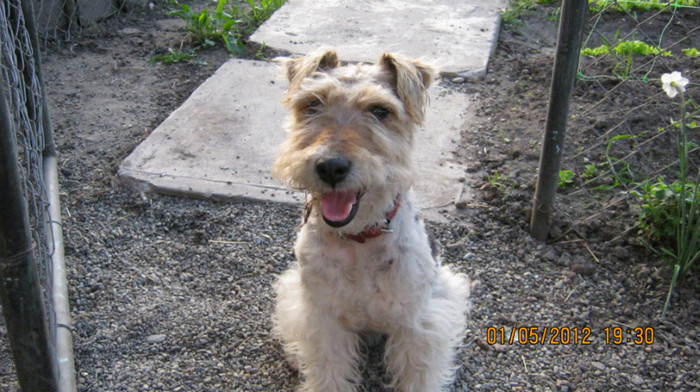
[320,190,361,228]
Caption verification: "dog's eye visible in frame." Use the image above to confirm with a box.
[369,105,391,121]
[304,99,323,115]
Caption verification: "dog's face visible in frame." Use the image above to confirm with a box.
[272,49,434,232]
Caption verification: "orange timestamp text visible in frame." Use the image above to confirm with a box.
[486,326,655,345]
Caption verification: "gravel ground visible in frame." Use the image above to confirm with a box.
[1,1,698,391]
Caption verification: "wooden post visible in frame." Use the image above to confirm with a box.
[530,0,587,240]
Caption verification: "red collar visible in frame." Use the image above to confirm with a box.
[343,194,401,244]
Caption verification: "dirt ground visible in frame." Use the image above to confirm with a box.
[1,0,698,391]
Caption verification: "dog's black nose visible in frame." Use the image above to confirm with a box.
[316,157,352,186]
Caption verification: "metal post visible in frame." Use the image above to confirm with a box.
[44,154,77,392]
[21,0,56,156]
[0,82,58,391]
[530,0,587,240]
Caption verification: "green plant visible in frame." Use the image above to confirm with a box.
[634,178,697,243]
[604,133,639,187]
[161,0,286,62]
[581,37,673,79]
[582,40,671,57]
[582,164,599,179]
[616,40,672,57]
[169,0,244,53]
[150,47,206,65]
[487,170,517,200]
[682,47,700,57]
[637,72,698,318]
[244,0,285,32]
[581,44,610,57]
[589,0,700,13]
[500,0,558,25]
[558,170,575,189]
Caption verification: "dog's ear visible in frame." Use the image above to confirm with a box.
[379,53,434,124]
[285,49,339,91]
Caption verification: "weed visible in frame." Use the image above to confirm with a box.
[150,47,206,65]
[634,178,696,243]
[487,170,517,200]
[245,0,285,32]
[682,48,700,57]
[582,40,671,58]
[605,133,639,186]
[589,0,700,13]
[635,72,698,318]
[558,169,575,189]
[169,0,244,52]
[155,0,286,64]
[582,164,599,179]
[500,0,558,25]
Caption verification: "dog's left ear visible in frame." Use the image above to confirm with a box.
[379,53,435,124]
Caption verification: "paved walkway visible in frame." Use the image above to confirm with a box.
[118,0,507,220]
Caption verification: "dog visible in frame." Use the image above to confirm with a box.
[271,49,470,392]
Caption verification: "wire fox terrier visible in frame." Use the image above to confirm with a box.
[271,49,470,392]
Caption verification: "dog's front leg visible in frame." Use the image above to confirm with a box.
[383,266,469,392]
[296,311,362,392]
[274,266,362,392]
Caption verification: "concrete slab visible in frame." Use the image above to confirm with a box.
[118,59,474,218]
[250,0,508,78]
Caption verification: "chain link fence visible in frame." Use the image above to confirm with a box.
[554,0,699,241]
[0,0,74,391]
[32,0,147,45]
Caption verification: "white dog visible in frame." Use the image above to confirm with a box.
[271,49,470,392]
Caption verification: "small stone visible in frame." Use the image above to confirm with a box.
[492,344,508,353]
[571,262,596,275]
[548,225,563,239]
[613,246,629,259]
[451,76,466,84]
[146,334,166,343]
[631,375,645,385]
[591,361,605,371]
[119,27,141,35]
[475,337,491,351]
[543,248,559,262]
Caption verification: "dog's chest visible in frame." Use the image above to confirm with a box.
[297,233,417,331]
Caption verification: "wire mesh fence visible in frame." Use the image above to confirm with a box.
[0,0,74,391]
[32,0,147,46]
[554,0,699,241]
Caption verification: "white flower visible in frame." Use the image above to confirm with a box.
[661,71,689,98]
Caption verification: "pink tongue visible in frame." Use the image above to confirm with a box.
[320,191,357,222]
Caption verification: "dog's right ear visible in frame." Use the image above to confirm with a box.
[285,49,339,91]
